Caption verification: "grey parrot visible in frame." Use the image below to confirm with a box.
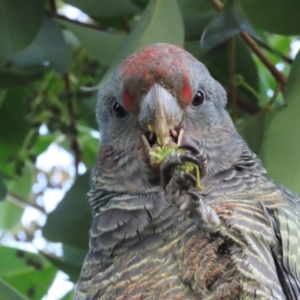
[75,43,300,300]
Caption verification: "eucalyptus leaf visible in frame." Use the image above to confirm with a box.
[98,0,184,87]
[10,17,72,74]
[263,51,300,193]
[0,88,31,177]
[59,289,75,300]
[43,172,91,248]
[238,110,267,154]
[284,50,300,104]
[59,19,125,65]
[240,0,300,35]
[203,37,259,101]
[0,163,33,230]
[201,0,261,49]
[0,279,27,300]
[0,0,44,55]
[0,179,7,201]
[0,246,56,300]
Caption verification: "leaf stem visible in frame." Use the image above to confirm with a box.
[8,193,46,215]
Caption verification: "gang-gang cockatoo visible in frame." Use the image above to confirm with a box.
[75,43,300,300]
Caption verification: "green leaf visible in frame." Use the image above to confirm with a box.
[131,0,150,9]
[32,134,58,157]
[0,178,7,201]
[63,244,87,264]
[0,246,56,300]
[43,172,91,249]
[44,255,81,283]
[240,0,300,35]
[59,289,74,300]
[239,110,267,154]
[10,17,72,74]
[0,70,42,89]
[177,0,213,14]
[0,163,33,230]
[99,0,184,86]
[0,0,44,55]
[0,279,27,300]
[262,51,300,193]
[284,50,300,104]
[76,124,99,166]
[0,201,23,230]
[64,0,141,17]
[184,41,208,61]
[177,0,217,41]
[44,245,86,282]
[204,37,259,101]
[59,19,125,65]
[77,96,98,130]
[78,129,99,168]
[201,0,261,49]
[0,88,31,176]
[183,11,216,41]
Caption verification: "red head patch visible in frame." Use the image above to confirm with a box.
[119,43,195,112]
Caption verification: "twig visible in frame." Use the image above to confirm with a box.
[8,193,46,215]
[120,16,131,33]
[267,83,281,108]
[49,0,57,12]
[229,37,237,123]
[233,75,265,103]
[51,12,109,31]
[240,33,287,91]
[257,41,293,64]
[64,73,81,177]
[209,0,287,91]
[226,89,261,114]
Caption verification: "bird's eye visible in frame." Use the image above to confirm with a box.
[192,90,205,106]
[112,102,128,118]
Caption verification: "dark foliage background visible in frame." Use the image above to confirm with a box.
[0,0,300,298]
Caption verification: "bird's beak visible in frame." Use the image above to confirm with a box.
[139,84,183,147]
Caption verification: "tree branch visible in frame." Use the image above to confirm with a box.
[64,73,81,177]
[209,0,287,91]
[8,193,46,215]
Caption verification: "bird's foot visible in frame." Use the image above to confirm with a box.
[186,191,220,229]
[160,147,220,229]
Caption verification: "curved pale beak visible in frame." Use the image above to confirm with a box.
[139,84,183,147]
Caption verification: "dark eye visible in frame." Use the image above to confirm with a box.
[112,102,128,118]
[192,90,205,106]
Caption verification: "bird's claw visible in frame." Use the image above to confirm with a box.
[160,151,202,188]
[161,151,219,229]
[186,191,220,229]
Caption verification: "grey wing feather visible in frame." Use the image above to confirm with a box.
[271,184,300,299]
